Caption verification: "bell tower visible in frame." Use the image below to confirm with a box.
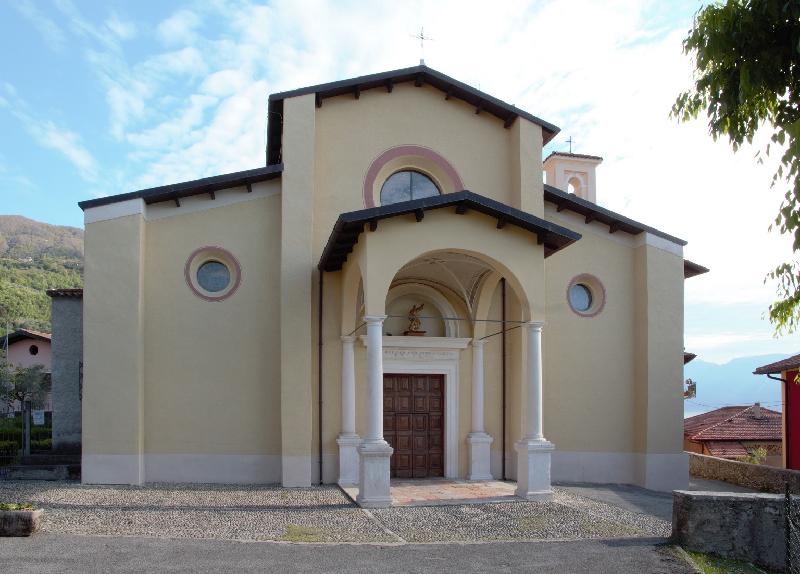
[543,152,603,203]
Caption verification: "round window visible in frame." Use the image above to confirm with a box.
[29,344,39,356]
[380,170,440,205]
[566,274,605,317]
[568,284,592,312]
[185,246,241,302]
[196,260,231,293]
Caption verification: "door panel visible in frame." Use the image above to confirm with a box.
[383,373,445,478]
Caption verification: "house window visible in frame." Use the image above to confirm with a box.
[185,246,242,302]
[196,260,231,293]
[380,170,440,205]
[566,274,606,317]
[568,284,592,312]
[29,344,39,356]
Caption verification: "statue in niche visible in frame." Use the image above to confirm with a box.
[404,303,426,336]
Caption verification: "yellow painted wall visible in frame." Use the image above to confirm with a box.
[142,194,282,455]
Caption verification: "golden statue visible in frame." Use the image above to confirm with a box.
[405,303,425,335]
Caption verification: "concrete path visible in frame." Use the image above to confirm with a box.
[1,533,694,574]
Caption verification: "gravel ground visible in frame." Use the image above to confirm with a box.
[0,481,671,543]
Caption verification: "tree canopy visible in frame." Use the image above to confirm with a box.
[672,0,800,333]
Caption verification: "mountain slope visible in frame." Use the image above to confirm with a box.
[0,215,83,336]
[685,354,787,417]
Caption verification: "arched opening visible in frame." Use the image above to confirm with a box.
[567,176,582,196]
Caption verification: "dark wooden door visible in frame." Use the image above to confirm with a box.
[383,374,444,478]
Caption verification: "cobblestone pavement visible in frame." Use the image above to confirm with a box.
[0,481,671,544]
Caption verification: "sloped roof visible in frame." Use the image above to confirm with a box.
[5,329,51,346]
[754,353,800,375]
[318,190,581,272]
[704,441,749,458]
[267,65,559,165]
[684,405,782,441]
[46,288,83,298]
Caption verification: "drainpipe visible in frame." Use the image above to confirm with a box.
[318,270,324,485]
[501,278,507,481]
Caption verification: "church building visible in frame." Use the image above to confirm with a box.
[78,65,705,506]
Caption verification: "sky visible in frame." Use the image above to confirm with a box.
[1,0,799,366]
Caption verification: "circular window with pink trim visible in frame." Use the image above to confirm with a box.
[566,274,605,317]
[185,246,242,302]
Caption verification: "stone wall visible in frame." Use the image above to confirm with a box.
[689,452,800,493]
[671,491,789,572]
[51,297,83,450]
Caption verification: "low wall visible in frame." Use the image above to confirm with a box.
[671,491,789,572]
[689,452,800,493]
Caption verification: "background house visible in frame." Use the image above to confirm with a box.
[754,354,800,470]
[684,403,782,466]
[2,328,52,414]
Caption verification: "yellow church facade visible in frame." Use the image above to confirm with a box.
[78,66,702,506]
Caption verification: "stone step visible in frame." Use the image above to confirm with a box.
[21,454,81,466]
[1,464,80,481]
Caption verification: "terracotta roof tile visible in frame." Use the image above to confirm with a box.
[754,353,800,375]
[684,405,781,441]
[46,288,83,298]
[704,441,749,458]
[5,328,51,345]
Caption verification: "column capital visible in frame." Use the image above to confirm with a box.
[363,315,387,324]
[471,338,487,348]
[526,320,545,332]
[341,335,356,344]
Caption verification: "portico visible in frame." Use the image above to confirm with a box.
[320,191,579,507]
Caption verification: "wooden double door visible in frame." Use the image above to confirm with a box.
[383,373,444,478]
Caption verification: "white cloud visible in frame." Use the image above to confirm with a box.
[105,13,137,41]
[28,120,98,182]
[15,0,67,52]
[157,9,202,46]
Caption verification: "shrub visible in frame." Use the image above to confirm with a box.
[0,440,18,455]
[31,439,51,451]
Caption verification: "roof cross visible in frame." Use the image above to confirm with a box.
[566,136,574,154]
[411,27,434,65]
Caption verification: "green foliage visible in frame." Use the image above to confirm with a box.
[686,549,773,573]
[0,440,17,456]
[738,445,769,465]
[0,503,36,511]
[31,438,51,451]
[0,364,51,411]
[672,0,800,334]
[0,215,83,336]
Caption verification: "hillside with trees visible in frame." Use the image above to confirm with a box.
[0,215,83,337]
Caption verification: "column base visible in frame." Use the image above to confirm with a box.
[356,440,394,508]
[515,438,555,501]
[336,434,361,487]
[467,432,494,480]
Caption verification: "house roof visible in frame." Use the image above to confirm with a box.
[543,184,687,246]
[684,260,710,279]
[318,190,581,272]
[267,65,560,165]
[684,352,697,365]
[684,404,782,441]
[4,328,51,346]
[544,151,603,162]
[78,165,283,211]
[46,288,83,298]
[704,441,749,458]
[754,353,800,375]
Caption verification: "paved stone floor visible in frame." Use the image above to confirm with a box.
[0,481,671,543]
[343,478,518,506]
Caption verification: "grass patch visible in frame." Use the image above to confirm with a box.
[686,550,773,574]
[0,503,37,511]
[279,524,323,542]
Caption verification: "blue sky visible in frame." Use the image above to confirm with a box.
[1,0,799,365]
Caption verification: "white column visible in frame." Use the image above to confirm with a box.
[467,339,493,480]
[336,336,360,486]
[356,315,393,508]
[515,320,555,501]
